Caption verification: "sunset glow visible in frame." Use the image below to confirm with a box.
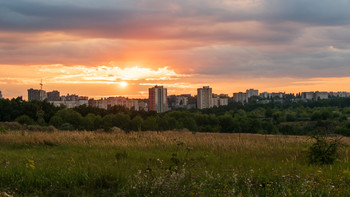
[119,81,128,88]
[1,0,350,99]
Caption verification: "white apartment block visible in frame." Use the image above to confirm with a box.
[246,89,259,98]
[260,92,285,99]
[89,97,143,111]
[51,100,88,108]
[329,92,350,98]
[302,91,329,101]
[315,92,328,100]
[301,92,315,100]
[49,94,89,108]
[212,96,228,107]
[233,92,248,104]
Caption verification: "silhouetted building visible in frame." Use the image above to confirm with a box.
[0,91,2,99]
[47,90,60,101]
[149,86,168,113]
[28,88,47,101]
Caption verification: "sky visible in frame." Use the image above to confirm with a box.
[1,0,350,99]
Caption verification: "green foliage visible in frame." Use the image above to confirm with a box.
[3,97,350,135]
[143,116,157,131]
[218,115,234,132]
[308,135,343,165]
[16,115,35,125]
[130,116,143,131]
[37,117,46,126]
[55,109,83,130]
[59,123,74,130]
[101,113,131,132]
[49,115,64,128]
[2,132,349,196]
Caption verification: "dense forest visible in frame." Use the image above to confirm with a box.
[1,97,350,136]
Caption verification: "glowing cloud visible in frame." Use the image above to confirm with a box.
[35,64,190,83]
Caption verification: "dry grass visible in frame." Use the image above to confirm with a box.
[1,130,349,151]
[1,131,350,196]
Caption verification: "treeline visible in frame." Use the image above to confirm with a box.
[1,97,350,136]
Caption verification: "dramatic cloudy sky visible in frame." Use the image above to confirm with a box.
[1,0,350,99]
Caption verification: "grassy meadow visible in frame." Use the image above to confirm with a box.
[0,130,350,196]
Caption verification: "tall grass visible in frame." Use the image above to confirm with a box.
[0,131,349,196]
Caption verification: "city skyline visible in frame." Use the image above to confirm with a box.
[1,82,350,100]
[1,1,350,98]
[21,85,350,112]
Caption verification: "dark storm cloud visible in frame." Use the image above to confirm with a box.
[1,0,350,41]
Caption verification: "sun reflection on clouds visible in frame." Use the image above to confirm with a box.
[36,64,189,83]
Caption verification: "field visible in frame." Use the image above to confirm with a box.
[0,131,350,196]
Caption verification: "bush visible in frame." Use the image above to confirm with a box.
[110,127,125,133]
[0,122,24,130]
[59,123,75,131]
[16,115,35,125]
[26,125,57,132]
[308,135,343,165]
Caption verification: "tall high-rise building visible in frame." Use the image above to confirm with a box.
[28,88,47,101]
[47,90,60,101]
[148,86,168,113]
[0,91,2,99]
[197,86,212,109]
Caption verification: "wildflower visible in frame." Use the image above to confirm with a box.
[343,170,350,175]
[25,159,35,170]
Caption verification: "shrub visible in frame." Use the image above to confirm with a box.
[59,123,74,131]
[0,122,24,130]
[308,135,343,165]
[16,115,35,125]
[110,127,125,133]
[26,125,57,132]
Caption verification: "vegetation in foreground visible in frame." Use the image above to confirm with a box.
[2,97,350,136]
[0,131,349,196]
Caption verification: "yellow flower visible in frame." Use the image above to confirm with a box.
[343,170,350,176]
[25,159,35,170]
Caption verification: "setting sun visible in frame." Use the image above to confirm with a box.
[119,81,128,88]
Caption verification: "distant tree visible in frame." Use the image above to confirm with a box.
[143,116,157,131]
[218,115,235,133]
[180,117,197,131]
[49,115,64,129]
[37,117,46,126]
[114,113,131,131]
[286,113,296,122]
[130,116,143,131]
[16,115,35,125]
[102,114,117,131]
[55,109,83,130]
[83,113,98,131]
[311,111,322,121]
